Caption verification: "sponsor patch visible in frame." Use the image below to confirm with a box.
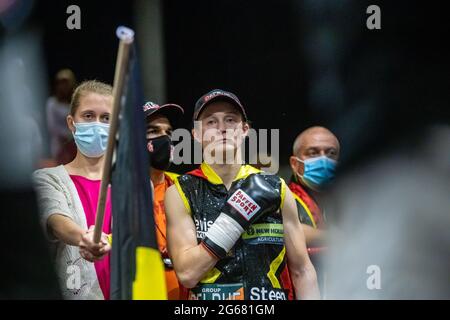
[195,217,214,240]
[250,287,288,300]
[227,189,261,221]
[189,283,244,300]
[242,223,284,245]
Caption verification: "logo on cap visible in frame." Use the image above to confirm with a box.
[203,90,233,103]
[143,102,160,112]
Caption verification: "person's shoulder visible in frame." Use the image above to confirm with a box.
[164,171,180,184]
[32,165,67,182]
[254,169,284,184]
[176,167,203,183]
[176,173,197,186]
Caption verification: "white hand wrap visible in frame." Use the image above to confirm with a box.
[204,212,244,254]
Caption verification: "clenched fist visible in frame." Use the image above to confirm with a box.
[79,226,111,262]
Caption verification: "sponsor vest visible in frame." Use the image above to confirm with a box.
[174,163,294,300]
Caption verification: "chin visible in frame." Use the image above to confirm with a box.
[205,142,237,164]
[218,141,237,152]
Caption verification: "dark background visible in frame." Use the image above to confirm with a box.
[15,0,450,170]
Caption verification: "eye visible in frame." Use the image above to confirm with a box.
[207,119,216,125]
[308,150,319,157]
[102,114,110,123]
[225,117,237,123]
[327,149,338,159]
[84,113,93,120]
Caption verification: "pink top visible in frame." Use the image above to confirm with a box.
[70,175,112,300]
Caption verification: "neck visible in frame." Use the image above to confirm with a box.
[296,173,320,197]
[208,163,242,189]
[204,147,244,188]
[150,168,165,185]
[65,151,104,180]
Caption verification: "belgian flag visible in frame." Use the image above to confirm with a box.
[110,43,167,300]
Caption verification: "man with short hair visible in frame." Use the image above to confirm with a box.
[165,89,320,300]
[143,101,184,299]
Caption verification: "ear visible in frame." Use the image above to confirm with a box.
[67,115,75,134]
[191,127,202,144]
[289,155,304,176]
[241,122,250,138]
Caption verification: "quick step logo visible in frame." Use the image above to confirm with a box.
[227,189,261,221]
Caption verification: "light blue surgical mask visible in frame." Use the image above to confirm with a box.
[72,122,110,158]
[296,155,337,191]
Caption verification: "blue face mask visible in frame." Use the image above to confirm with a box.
[72,122,110,158]
[296,155,337,191]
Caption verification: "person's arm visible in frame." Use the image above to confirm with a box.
[165,185,218,288]
[47,215,110,261]
[302,224,326,247]
[47,214,84,246]
[282,188,321,299]
[33,171,110,262]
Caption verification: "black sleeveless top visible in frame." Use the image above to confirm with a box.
[174,163,294,300]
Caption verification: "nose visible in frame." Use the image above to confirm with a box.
[217,119,227,134]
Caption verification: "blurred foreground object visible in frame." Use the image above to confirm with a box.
[0,0,60,298]
[324,125,450,299]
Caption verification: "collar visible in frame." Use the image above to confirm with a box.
[188,162,261,185]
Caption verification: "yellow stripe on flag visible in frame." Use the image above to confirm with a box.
[132,247,167,300]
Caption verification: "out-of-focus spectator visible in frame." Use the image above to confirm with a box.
[288,126,340,295]
[46,68,77,164]
[288,126,339,246]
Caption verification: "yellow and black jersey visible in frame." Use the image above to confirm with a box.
[174,162,294,300]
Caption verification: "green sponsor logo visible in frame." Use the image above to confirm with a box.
[242,223,284,240]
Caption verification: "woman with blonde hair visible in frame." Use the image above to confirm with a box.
[34,80,113,299]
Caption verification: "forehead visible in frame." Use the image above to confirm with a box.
[77,93,112,113]
[199,101,241,119]
[300,130,339,150]
[56,78,70,83]
[147,114,172,128]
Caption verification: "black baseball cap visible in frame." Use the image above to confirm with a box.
[193,89,248,122]
[142,101,184,128]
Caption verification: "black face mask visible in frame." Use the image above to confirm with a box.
[147,135,174,171]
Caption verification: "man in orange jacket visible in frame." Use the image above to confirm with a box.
[143,101,184,299]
